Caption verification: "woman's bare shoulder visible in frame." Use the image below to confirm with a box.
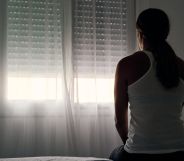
[117,51,150,85]
[118,51,146,67]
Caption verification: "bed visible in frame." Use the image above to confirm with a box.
[0,156,112,161]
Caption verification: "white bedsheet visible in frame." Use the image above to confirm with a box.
[0,156,112,161]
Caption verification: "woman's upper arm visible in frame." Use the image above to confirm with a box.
[114,60,129,125]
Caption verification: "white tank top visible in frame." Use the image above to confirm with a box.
[124,50,184,154]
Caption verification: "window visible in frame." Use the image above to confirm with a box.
[7,0,63,100]
[6,0,132,103]
[73,0,128,103]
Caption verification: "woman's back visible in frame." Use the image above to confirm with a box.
[111,8,184,161]
[124,50,184,153]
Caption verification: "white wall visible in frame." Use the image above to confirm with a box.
[136,0,184,58]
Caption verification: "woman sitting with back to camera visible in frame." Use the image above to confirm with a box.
[110,8,184,160]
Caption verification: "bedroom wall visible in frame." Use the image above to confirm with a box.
[136,0,184,59]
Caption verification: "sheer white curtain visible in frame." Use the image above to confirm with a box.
[0,0,135,158]
[0,0,77,157]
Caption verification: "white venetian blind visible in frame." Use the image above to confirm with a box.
[7,0,63,77]
[73,0,128,77]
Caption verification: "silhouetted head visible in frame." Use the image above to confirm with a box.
[136,8,170,44]
[136,8,179,89]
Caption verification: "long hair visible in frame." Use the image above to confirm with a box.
[136,8,179,89]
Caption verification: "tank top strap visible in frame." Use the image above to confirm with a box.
[142,50,155,67]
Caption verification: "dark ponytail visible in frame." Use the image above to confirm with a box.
[136,8,179,89]
[152,40,179,89]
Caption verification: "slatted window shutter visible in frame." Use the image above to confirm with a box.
[72,0,128,77]
[7,0,63,77]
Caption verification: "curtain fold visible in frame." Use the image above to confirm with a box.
[0,0,135,158]
[0,0,7,105]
